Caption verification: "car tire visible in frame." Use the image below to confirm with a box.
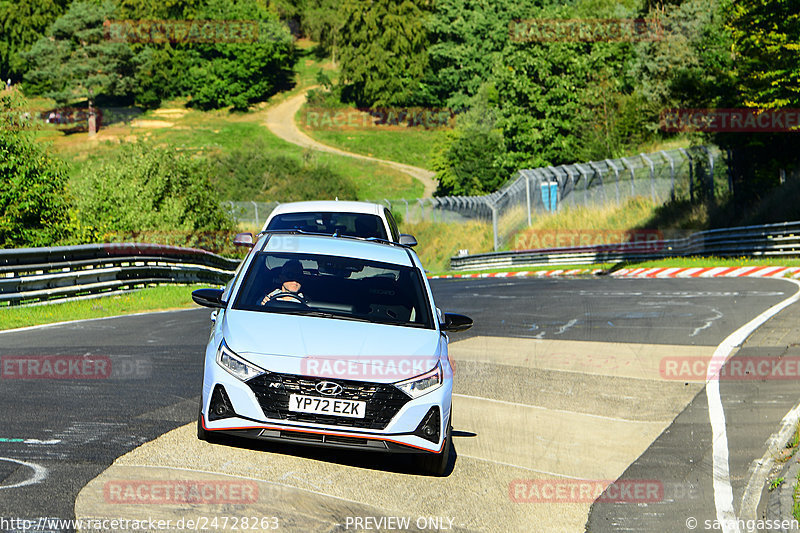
[197,409,223,443]
[418,424,452,476]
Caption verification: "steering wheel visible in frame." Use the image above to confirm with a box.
[264,291,307,305]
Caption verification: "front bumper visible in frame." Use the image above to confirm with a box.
[201,359,452,454]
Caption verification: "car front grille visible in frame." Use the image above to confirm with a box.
[246,372,411,430]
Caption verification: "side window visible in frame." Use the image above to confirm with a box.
[384,208,400,242]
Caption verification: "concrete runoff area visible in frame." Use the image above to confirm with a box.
[74,336,717,532]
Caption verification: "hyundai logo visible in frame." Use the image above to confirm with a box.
[315,381,343,396]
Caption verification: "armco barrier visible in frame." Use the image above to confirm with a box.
[0,243,240,306]
[450,221,800,271]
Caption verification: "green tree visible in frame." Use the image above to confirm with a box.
[424,0,537,109]
[716,0,800,202]
[0,0,70,82]
[0,93,72,247]
[338,0,431,107]
[302,0,344,64]
[183,0,296,110]
[432,86,506,196]
[491,35,594,172]
[23,0,138,105]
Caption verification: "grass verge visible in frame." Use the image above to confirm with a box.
[0,285,207,331]
[297,112,444,171]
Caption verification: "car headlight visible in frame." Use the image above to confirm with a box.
[216,341,265,381]
[396,362,443,399]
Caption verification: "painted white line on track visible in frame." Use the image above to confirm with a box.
[452,394,658,424]
[0,457,47,490]
[706,278,800,533]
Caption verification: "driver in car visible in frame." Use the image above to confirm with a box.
[260,260,305,304]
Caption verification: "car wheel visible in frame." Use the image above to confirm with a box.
[197,409,223,443]
[418,424,452,476]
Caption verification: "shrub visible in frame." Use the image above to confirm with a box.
[209,138,358,201]
[0,92,72,248]
[71,141,233,237]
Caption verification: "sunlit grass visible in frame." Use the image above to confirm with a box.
[0,284,209,331]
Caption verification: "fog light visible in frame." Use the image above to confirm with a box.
[208,384,235,421]
[413,407,441,443]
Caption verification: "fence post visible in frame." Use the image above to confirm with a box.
[660,150,675,202]
[621,158,635,197]
[525,173,531,226]
[577,165,589,208]
[589,162,606,205]
[606,159,620,204]
[491,202,499,251]
[402,199,409,220]
[701,146,715,200]
[417,199,426,221]
[565,167,575,207]
[251,201,259,226]
[640,153,655,202]
[679,148,693,201]
[726,148,734,193]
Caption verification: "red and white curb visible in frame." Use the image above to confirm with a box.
[610,266,800,279]
[429,266,800,280]
[429,269,601,279]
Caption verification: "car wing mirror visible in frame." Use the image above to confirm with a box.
[192,288,226,309]
[399,233,417,247]
[441,313,473,333]
[233,232,254,247]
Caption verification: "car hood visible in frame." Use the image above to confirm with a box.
[221,310,442,382]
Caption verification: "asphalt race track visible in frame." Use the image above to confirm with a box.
[1,276,799,532]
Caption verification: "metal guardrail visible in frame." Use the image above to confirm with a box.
[450,221,800,271]
[0,243,240,306]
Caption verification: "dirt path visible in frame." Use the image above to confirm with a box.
[265,90,437,198]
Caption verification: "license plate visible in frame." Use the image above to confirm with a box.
[289,394,366,419]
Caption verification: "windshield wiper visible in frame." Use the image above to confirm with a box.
[301,310,373,323]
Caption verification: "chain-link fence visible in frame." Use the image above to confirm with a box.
[224,146,728,251]
[382,145,727,250]
[223,200,280,228]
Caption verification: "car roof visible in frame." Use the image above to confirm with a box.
[268,201,384,217]
[258,233,413,267]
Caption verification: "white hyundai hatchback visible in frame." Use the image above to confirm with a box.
[260,200,417,246]
[192,232,471,475]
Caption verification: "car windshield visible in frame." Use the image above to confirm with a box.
[233,252,433,329]
[266,212,387,240]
